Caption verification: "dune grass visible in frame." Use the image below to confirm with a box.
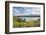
[13,16,40,28]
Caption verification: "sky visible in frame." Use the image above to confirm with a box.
[13,7,40,16]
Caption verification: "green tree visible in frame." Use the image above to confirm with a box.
[23,18,25,22]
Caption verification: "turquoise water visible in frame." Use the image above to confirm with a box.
[19,17,40,21]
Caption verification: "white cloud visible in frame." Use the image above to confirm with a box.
[13,7,40,16]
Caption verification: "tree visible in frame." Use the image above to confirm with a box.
[16,17,22,23]
[18,18,22,23]
[23,18,25,22]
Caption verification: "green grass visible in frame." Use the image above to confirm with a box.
[13,16,40,28]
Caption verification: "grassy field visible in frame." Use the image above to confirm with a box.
[13,16,40,28]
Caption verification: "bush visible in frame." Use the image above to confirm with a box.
[23,18,25,22]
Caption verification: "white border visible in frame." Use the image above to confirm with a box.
[9,3,43,32]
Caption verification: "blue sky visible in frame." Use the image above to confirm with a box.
[13,7,40,16]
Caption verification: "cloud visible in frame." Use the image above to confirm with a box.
[13,7,40,16]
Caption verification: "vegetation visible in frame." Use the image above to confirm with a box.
[13,16,40,28]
